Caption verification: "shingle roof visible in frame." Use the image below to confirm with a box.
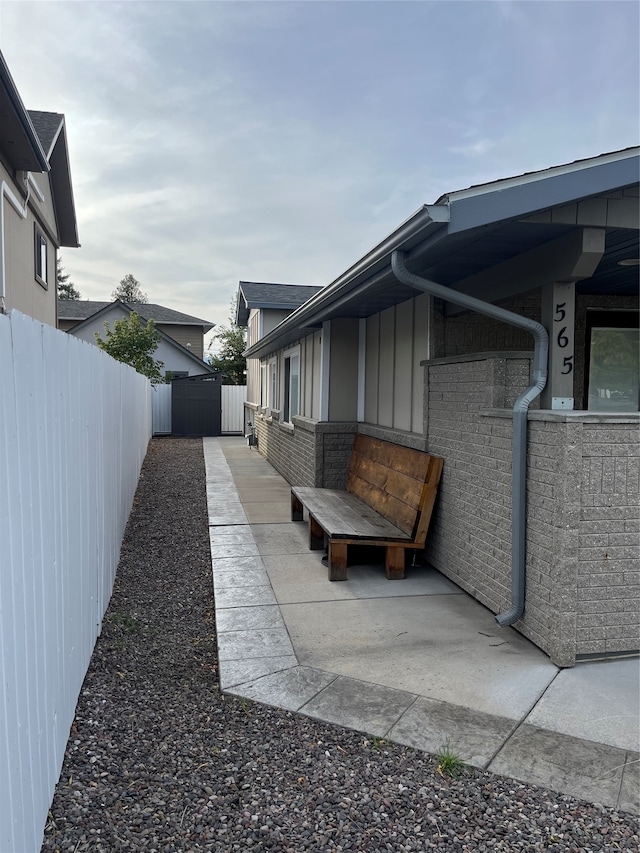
[236,282,323,326]
[28,110,63,159]
[58,300,214,332]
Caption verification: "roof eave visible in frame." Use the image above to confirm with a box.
[0,53,49,172]
[49,120,80,247]
[245,151,640,360]
[244,206,447,359]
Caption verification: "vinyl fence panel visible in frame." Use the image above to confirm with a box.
[0,310,151,853]
[221,385,246,434]
[152,383,172,434]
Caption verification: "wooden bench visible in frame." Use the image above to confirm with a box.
[291,434,443,581]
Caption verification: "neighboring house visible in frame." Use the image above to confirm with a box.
[242,147,639,667]
[59,299,216,379]
[235,281,323,426]
[0,52,79,326]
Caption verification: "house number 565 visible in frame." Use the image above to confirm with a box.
[554,303,574,374]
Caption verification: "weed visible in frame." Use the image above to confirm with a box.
[436,742,467,778]
[112,612,140,633]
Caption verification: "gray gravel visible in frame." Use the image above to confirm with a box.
[41,438,638,852]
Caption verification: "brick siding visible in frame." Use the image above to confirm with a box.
[576,423,639,657]
[424,354,639,665]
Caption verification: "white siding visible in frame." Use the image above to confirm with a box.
[0,310,151,853]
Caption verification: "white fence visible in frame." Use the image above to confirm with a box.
[0,310,151,853]
[151,383,246,435]
[222,385,246,434]
[152,383,172,434]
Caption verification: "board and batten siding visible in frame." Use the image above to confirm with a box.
[364,294,428,434]
[0,310,151,853]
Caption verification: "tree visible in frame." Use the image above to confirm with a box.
[112,273,148,303]
[207,298,246,385]
[95,311,164,385]
[56,257,81,299]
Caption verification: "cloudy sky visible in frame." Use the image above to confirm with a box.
[0,1,638,355]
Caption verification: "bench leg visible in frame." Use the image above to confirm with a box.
[328,541,348,581]
[309,515,324,551]
[291,491,303,522]
[385,546,406,580]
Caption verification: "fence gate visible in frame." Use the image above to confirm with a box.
[171,373,222,437]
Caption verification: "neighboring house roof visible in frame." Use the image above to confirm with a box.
[246,147,639,359]
[236,281,323,326]
[64,299,216,374]
[28,110,79,248]
[58,299,215,333]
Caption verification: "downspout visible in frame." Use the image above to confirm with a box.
[391,250,548,627]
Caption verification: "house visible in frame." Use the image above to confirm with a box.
[0,52,79,326]
[58,299,216,379]
[235,281,323,429]
[242,147,639,667]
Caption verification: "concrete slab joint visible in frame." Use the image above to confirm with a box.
[203,437,640,815]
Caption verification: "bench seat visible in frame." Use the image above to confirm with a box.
[292,487,414,542]
[291,435,443,581]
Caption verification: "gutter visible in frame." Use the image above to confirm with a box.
[244,204,449,359]
[391,250,548,627]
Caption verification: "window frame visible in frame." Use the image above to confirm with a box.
[260,362,267,407]
[268,357,277,410]
[584,310,639,412]
[282,346,300,424]
[34,225,48,289]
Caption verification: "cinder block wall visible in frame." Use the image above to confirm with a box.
[252,413,317,486]
[424,355,530,620]
[425,354,640,666]
[525,415,639,664]
[250,412,425,490]
[576,421,639,658]
[251,413,357,488]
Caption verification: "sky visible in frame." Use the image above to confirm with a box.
[0,0,638,356]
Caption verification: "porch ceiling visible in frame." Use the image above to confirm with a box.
[311,220,639,323]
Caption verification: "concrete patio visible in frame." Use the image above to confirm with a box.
[204,437,639,814]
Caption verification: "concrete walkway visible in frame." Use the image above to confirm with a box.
[204,437,639,814]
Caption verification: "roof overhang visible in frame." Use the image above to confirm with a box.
[46,117,79,247]
[245,148,639,360]
[0,53,49,172]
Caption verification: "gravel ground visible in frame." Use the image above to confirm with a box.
[41,438,638,853]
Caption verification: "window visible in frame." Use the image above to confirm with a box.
[260,359,277,412]
[260,363,267,407]
[35,226,48,288]
[586,312,639,412]
[268,358,277,409]
[283,348,300,423]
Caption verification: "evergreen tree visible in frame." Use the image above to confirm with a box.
[112,273,148,303]
[95,311,164,385]
[207,296,247,385]
[56,258,81,299]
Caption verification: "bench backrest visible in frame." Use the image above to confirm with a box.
[346,434,444,544]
